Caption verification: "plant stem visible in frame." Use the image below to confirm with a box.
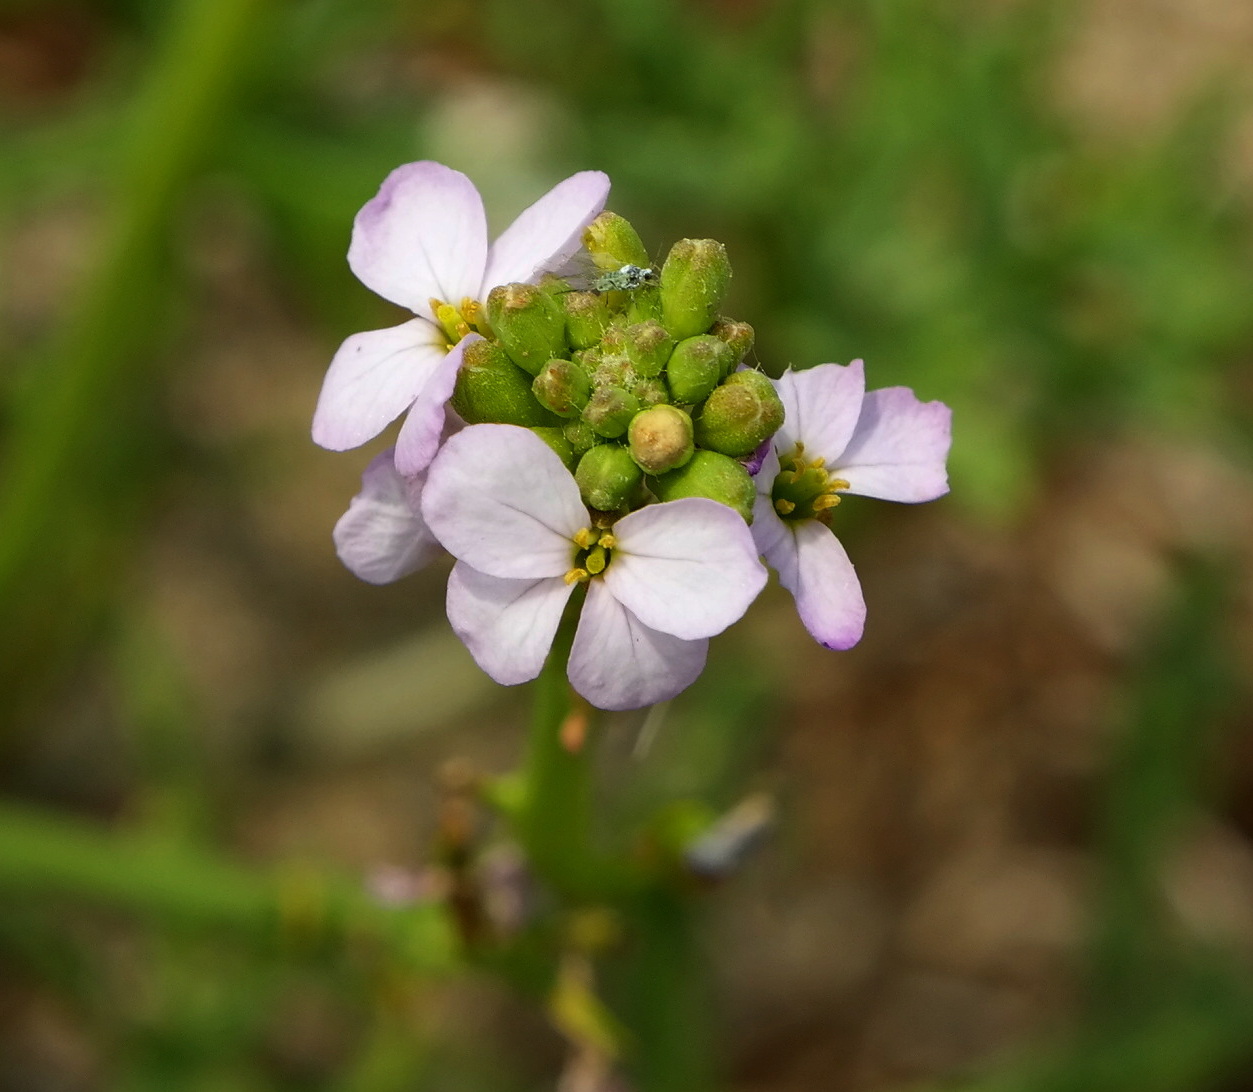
[518,594,598,897]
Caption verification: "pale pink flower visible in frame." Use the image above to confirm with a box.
[421,426,768,711]
[332,447,440,584]
[752,361,951,649]
[312,163,609,474]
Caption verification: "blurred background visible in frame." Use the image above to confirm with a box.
[2,0,1253,1088]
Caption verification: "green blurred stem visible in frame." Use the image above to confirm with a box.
[0,0,271,720]
[0,800,455,974]
[517,594,599,897]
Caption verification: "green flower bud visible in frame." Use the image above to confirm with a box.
[582,386,640,438]
[666,335,731,404]
[635,378,670,407]
[651,450,755,524]
[626,286,663,325]
[450,338,561,426]
[486,282,567,376]
[694,370,784,457]
[709,317,754,372]
[563,419,598,455]
[624,321,674,378]
[531,426,575,467]
[562,290,611,350]
[583,211,650,272]
[628,405,694,475]
[659,239,731,340]
[532,358,591,418]
[576,443,642,512]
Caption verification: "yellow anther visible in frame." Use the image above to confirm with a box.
[812,494,841,512]
[810,457,827,470]
[597,533,616,550]
[775,498,796,515]
[831,477,850,491]
[563,568,589,585]
[573,528,595,549]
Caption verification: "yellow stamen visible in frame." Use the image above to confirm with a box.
[573,527,595,549]
[831,477,851,491]
[774,498,796,515]
[810,457,827,470]
[564,568,589,585]
[597,533,616,550]
[811,494,841,512]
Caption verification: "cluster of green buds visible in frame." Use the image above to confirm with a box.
[448,211,784,523]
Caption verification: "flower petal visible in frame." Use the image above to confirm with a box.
[482,171,611,292]
[567,581,708,710]
[834,387,952,502]
[333,449,441,584]
[773,361,866,463]
[392,335,475,476]
[421,424,587,579]
[756,505,866,650]
[446,564,572,686]
[605,498,767,640]
[348,162,488,319]
[312,320,445,451]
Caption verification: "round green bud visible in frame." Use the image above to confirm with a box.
[532,358,591,418]
[628,405,694,475]
[582,386,640,438]
[486,282,568,376]
[562,290,611,350]
[666,335,731,404]
[694,370,784,457]
[650,450,755,524]
[576,443,642,512]
[583,211,651,272]
[450,338,561,426]
[624,321,674,378]
[530,427,575,467]
[635,378,670,407]
[563,419,598,455]
[709,317,754,373]
[659,239,732,340]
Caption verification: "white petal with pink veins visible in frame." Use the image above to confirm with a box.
[606,498,766,641]
[422,425,587,579]
[567,581,708,710]
[392,335,476,476]
[333,449,440,584]
[348,162,488,319]
[445,564,573,686]
[312,320,446,451]
[835,387,952,502]
[772,361,866,464]
[764,516,866,650]
[483,171,611,291]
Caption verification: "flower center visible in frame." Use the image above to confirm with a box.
[430,297,492,349]
[564,527,618,584]
[770,443,849,524]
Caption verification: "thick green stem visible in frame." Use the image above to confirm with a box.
[518,594,599,897]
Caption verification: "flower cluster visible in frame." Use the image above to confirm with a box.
[317,163,952,710]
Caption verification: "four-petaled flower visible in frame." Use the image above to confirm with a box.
[420,425,769,711]
[751,360,951,650]
[312,163,609,475]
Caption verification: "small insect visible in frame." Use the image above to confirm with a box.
[591,264,658,292]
